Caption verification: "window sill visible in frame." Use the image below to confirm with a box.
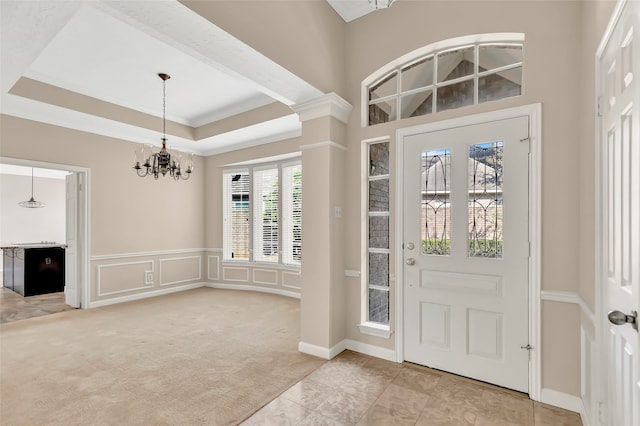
[220,260,301,272]
[357,321,392,339]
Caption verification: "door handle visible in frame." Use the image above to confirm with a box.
[608,310,638,331]
[406,258,415,266]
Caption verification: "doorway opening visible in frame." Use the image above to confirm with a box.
[0,158,89,322]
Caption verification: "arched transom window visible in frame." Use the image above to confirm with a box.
[363,34,525,126]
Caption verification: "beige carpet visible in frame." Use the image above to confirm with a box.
[0,288,325,425]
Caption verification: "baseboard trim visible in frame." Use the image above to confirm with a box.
[540,388,582,413]
[88,282,206,308]
[298,338,398,362]
[206,282,300,299]
[298,341,344,360]
[344,339,397,362]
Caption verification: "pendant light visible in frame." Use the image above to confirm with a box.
[18,168,45,208]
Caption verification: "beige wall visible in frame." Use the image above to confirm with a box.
[339,0,612,396]
[0,115,206,303]
[180,0,347,97]
[0,0,621,401]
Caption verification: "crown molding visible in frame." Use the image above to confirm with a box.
[291,92,353,124]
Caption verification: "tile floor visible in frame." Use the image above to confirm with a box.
[0,287,75,323]
[243,351,582,426]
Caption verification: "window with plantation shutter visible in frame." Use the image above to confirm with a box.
[223,159,302,267]
[282,162,302,265]
[223,171,250,261]
[253,167,279,263]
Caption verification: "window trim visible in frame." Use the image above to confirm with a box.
[362,33,525,127]
[222,158,301,268]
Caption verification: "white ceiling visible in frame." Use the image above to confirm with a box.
[0,0,325,156]
[23,5,274,128]
[326,0,380,22]
[0,164,71,180]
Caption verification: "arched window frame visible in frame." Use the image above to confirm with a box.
[361,33,525,127]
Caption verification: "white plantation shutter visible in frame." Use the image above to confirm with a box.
[253,167,279,263]
[223,171,250,260]
[282,162,302,265]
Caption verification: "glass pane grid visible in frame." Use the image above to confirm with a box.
[367,141,390,324]
[367,42,523,126]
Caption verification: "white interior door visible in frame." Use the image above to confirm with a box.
[599,1,639,424]
[65,172,80,308]
[403,116,530,392]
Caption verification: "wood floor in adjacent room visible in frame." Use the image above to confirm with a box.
[0,287,582,425]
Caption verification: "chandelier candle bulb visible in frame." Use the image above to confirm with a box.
[133,73,193,181]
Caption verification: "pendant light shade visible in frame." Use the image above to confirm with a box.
[18,168,45,208]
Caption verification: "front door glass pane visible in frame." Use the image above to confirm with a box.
[468,141,504,258]
[422,149,451,255]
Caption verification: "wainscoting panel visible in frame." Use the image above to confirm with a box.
[159,256,202,286]
[581,325,595,426]
[282,270,301,290]
[253,269,278,286]
[209,249,301,297]
[208,256,220,281]
[223,267,249,282]
[91,250,206,304]
[97,260,154,297]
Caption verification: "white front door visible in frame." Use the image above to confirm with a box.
[403,116,530,392]
[598,1,639,424]
[65,172,80,308]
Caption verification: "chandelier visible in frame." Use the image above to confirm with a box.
[18,168,45,208]
[370,0,397,9]
[133,73,193,180]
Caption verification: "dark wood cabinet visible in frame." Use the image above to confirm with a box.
[2,247,65,296]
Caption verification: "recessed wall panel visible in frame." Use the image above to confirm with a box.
[223,267,249,282]
[207,256,220,281]
[282,270,301,289]
[97,260,153,296]
[253,269,278,285]
[159,256,201,286]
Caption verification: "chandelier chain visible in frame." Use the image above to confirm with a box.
[162,77,166,139]
[132,73,193,181]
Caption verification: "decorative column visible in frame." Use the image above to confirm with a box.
[292,93,352,359]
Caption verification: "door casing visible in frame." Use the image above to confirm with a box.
[395,103,542,399]
[0,156,90,309]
